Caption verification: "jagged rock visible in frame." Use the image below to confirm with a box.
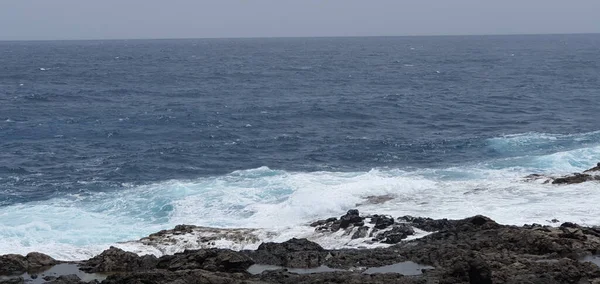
[26,252,57,268]
[371,214,395,229]
[552,173,600,184]
[245,238,326,268]
[0,276,24,284]
[340,209,364,229]
[0,254,28,275]
[398,215,454,232]
[80,246,158,272]
[373,224,415,244]
[46,274,81,284]
[351,226,370,239]
[584,162,600,173]
[102,269,266,284]
[157,249,254,272]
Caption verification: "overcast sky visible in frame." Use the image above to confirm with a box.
[1,0,599,41]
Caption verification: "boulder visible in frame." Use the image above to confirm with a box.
[0,254,28,275]
[80,246,158,272]
[157,249,253,272]
[26,252,57,268]
[339,209,364,229]
[246,238,326,268]
[372,224,415,244]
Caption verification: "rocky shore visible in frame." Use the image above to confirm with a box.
[3,209,600,284]
[2,165,600,284]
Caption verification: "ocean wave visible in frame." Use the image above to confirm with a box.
[486,130,600,156]
[2,141,600,260]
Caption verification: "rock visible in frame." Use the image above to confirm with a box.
[26,252,57,268]
[552,173,598,184]
[0,254,28,275]
[584,162,600,173]
[340,209,363,229]
[80,246,158,272]
[371,215,395,229]
[0,276,24,284]
[157,249,254,272]
[373,224,415,244]
[398,215,454,232]
[356,194,395,206]
[46,274,81,284]
[246,238,326,268]
[102,269,266,284]
[351,226,370,239]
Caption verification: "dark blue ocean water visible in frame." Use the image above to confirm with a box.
[1,34,600,206]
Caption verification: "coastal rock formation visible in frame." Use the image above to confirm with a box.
[310,209,419,244]
[80,246,158,273]
[525,162,600,185]
[0,252,57,275]
[5,213,600,283]
[243,238,325,268]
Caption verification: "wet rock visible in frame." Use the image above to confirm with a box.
[26,252,57,269]
[351,226,370,239]
[398,215,454,232]
[356,194,395,206]
[340,209,364,229]
[371,215,395,230]
[584,162,600,173]
[0,254,28,275]
[0,276,24,284]
[373,224,415,244]
[552,173,599,184]
[102,269,265,284]
[245,238,326,268]
[157,249,254,272]
[80,246,158,272]
[46,274,81,284]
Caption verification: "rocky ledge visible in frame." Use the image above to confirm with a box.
[525,162,600,184]
[4,211,600,283]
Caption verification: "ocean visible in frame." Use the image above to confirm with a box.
[1,34,600,260]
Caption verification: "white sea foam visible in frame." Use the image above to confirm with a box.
[1,132,600,260]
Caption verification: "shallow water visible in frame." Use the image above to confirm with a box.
[363,261,434,276]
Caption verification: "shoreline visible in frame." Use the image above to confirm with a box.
[3,211,600,283]
[2,166,600,283]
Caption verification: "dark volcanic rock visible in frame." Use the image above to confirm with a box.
[102,269,266,284]
[157,249,254,272]
[371,214,395,229]
[46,274,81,284]
[552,173,599,184]
[245,238,326,268]
[351,226,370,239]
[340,209,364,229]
[80,246,158,272]
[584,162,600,173]
[373,224,415,244]
[398,215,454,232]
[26,252,57,269]
[0,254,28,275]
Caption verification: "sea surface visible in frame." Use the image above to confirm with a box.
[1,34,600,260]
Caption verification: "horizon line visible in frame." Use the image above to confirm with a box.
[1,32,599,43]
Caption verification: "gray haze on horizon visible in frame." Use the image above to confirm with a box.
[1,0,599,41]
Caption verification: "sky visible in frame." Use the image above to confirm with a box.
[0,0,599,41]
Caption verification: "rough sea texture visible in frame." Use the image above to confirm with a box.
[1,34,600,259]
